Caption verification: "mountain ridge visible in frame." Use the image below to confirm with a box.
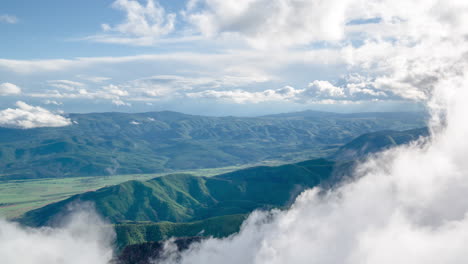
[0,111,425,180]
[18,158,347,227]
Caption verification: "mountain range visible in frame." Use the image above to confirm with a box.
[0,110,425,180]
[5,110,430,255]
[332,127,429,160]
[20,125,428,246]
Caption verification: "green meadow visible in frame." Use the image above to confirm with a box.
[0,166,241,219]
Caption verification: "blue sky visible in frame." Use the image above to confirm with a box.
[0,0,423,118]
[0,0,186,59]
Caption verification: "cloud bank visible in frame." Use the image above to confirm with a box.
[0,101,72,129]
[186,80,385,104]
[0,208,115,264]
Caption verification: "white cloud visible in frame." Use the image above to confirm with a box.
[89,0,176,46]
[0,14,18,24]
[103,84,129,97]
[186,80,386,104]
[307,80,345,98]
[185,0,368,49]
[187,86,300,104]
[0,82,21,95]
[0,207,114,264]
[0,101,71,129]
[345,74,388,97]
[186,85,355,104]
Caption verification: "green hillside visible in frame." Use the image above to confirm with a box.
[0,110,425,180]
[19,159,345,227]
[332,127,429,160]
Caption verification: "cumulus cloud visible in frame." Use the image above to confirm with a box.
[0,82,21,95]
[186,80,385,104]
[187,86,299,103]
[89,0,176,46]
[0,101,71,129]
[0,14,18,24]
[307,80,345,98]
[345,74,388,97]
[0,206,115,264]
[38,75,388,106]
[103,84,129,97]
[184,0,373,48]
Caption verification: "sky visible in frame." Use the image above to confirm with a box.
[0,0,424,118]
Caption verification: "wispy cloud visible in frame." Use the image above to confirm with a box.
[47,80,86,91]
[120,71,271,97]
[0,49,343,74]
[0,14,18,24]
[76,75,111,83]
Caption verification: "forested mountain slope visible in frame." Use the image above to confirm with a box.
[332,127,429,160]
[19,159,347,227]
[0,110,425,180]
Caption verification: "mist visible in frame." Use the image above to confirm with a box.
[0,207,115,264]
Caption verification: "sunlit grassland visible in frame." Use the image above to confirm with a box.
[0,148,338,220]
[0,166,242,219]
